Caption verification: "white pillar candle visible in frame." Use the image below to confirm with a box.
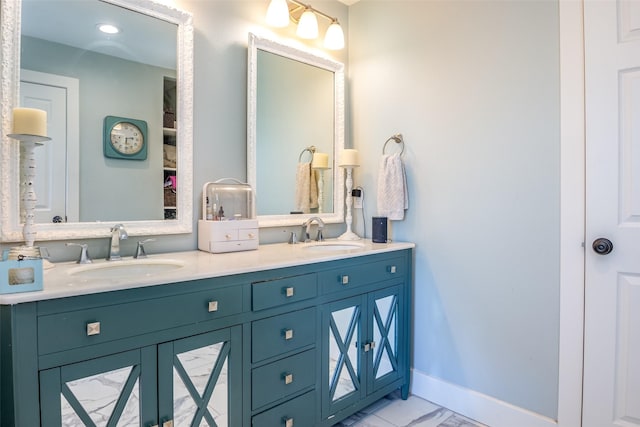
[339,149,360,167]
[12,108,48,137]
[312,152,329,169]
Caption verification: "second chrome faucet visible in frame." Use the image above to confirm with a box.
[107,224,128,261]
[301,217,325,243]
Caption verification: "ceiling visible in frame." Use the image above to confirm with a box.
[21,0,177,69]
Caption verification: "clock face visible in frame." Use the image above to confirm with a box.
[103,116,148,160]
[110,122,144,155]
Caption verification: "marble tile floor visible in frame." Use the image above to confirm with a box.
[333,391,488,427]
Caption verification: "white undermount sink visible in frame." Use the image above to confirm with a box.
[302,241,366,251]
[68,258,185,279]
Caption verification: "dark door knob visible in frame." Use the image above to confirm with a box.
[592,238,613,255]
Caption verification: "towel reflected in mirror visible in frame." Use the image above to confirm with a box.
[295,162,319,213]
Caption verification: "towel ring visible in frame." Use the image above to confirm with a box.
[383,134,404,156]
[298,145,316,162]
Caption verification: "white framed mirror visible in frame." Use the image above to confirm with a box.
[0,0,193,241]
[247,32,345,228]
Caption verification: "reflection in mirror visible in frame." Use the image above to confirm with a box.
[248,33,345,227]
[257,49,334,215]
[373,295,397,379]
[329,305,359,401]
[0,0,194,241]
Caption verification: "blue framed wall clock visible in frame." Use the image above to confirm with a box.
[103,116,148,160]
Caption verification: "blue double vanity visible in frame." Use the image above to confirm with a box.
[1,241,413,427]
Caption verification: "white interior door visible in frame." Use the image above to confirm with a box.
[583,1,640,426]
[20,70,79,223]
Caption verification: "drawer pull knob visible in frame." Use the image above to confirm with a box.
[389,265,397,273]
[341,275,349,285]
[87,322,101,336]
[248,232,256,239]
[285,286,295,297]
[283,329,294,340]
[283,373,294,384]
[283,417,294,427]
[208,301,219,312]
[225,234,232,240]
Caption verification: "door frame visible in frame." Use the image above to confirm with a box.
[20,69,80,223]
[557,1,585,426]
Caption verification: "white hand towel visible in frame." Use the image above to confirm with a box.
[377,153,409,220]
[295,162,319,213]
[295,162,311,213]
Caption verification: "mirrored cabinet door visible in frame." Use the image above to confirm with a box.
[38,328,241,427]
[322,295,365,418]
[368,285,404,394]
[321,285,405,421]
[39,347,158,427]
[159,327,241,427]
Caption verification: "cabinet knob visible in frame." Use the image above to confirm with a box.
[283,328,294,340]
[86,322,101,336]
[341,275,349,285]
[208,300,219,312]
[284,286,295,297]
[283,417,294,427]
[283,373,293,384]
[362,341,376,352]
[388,265,397,274]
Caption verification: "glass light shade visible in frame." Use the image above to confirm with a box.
[324,21,345,50]
[266,0,290,28]
[297,8,319,39]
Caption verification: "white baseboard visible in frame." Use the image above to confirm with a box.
[410,369,558,427]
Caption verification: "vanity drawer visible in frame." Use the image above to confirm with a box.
[252,349,315,410]
[319,256,404,294]
[252,307,316,363]
[252,390,316,427]
[252,273,317,311]
[37,285,244,355]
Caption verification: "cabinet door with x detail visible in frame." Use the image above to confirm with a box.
[158,327,242,427]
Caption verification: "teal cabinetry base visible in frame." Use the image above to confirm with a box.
[0,248,412,427]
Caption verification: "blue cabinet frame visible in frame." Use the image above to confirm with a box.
[0,248,412,427]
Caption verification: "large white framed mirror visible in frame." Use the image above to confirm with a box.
[247,32,345,227]
[0,0,193,241]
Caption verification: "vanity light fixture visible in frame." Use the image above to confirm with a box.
[265,0,345,50]
[297,6,319,39]
[97,23,120,34]
[266,0,290,27]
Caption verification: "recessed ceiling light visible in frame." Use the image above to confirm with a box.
[97,24,120,34]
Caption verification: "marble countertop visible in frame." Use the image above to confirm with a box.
[0,240,414,305]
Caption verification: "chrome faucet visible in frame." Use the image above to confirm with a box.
[107,224,128,261]
[302,217,325,242]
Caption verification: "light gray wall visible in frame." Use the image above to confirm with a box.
[349,0,561,418]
